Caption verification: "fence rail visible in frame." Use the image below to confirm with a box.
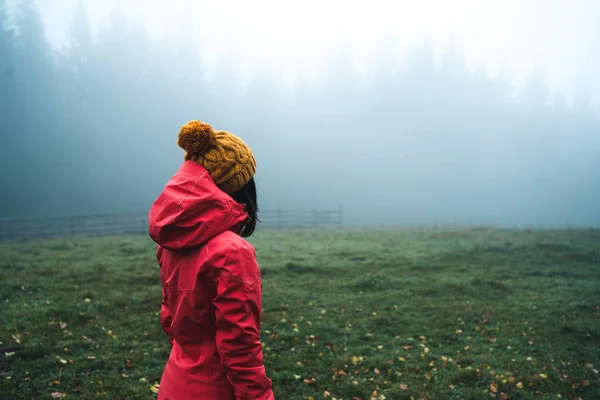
[0,206,343,241]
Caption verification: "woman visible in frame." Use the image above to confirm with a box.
[148,120,274,400]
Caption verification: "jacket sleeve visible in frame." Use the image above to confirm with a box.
[212,245,274,400]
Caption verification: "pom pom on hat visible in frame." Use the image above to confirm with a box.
[177,120,217,154]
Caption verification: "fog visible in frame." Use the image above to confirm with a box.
[1,0,599,228]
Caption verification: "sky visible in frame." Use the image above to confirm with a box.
[8,0,600,104]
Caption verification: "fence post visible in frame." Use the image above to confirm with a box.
[277,206,282,230]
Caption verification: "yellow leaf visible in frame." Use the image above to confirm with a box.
[517,382,523,389]
[150,383,160,394]
[540,373,547,379]
[59,359,67,364]
[398,357,405,362]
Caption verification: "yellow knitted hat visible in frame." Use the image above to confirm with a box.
[177,120,257,194]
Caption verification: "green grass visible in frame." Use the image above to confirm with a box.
[1,228,599,399]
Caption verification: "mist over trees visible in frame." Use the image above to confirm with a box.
[1,1,599,228]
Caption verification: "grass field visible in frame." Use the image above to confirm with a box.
[1,228,599,400]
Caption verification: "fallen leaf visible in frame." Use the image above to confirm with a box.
[51,393,66,399]
[59,359,67,364]
[490,382,498,393]
[400,384,408,390]
[150,383,160,394]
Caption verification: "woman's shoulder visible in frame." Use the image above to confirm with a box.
[207,230,255,258]
[206,231,259,286]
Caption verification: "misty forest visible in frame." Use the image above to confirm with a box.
[1,1,600,400]
[1,0,598,228]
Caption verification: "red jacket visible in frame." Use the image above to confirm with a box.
[148,161,274,400]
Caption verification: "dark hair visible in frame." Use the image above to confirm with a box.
[230,178,259,237]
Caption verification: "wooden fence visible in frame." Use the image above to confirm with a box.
[0,206,343,241]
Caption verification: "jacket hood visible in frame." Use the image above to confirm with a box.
[148,161,249,250]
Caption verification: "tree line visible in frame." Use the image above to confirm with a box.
[1,0,598,227]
